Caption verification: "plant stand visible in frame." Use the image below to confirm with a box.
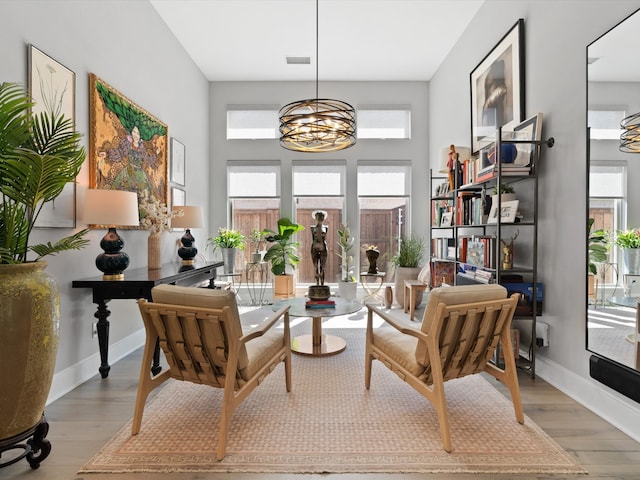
[0,414,51,469]
[245,261,268,305]
[360,272,385,305]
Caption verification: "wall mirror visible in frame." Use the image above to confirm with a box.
[587,7,640,399]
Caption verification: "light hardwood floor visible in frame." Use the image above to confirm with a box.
[1,343,640,479]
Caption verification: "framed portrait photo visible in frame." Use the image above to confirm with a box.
[29,45,77,228]
[170,137,186,185]
[488,199,519,224]
[440,211,453,227]
[470,19,525,154]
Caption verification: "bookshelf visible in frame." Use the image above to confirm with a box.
[429,126,554,378]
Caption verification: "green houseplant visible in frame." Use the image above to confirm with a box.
[392,234,426,306]
[262,218,304,298]
[0,82,88,455]
[614,227,640,275]
[208,227,246,274]
[588,218,608,275]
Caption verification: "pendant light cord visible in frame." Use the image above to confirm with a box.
[315,0,319,102]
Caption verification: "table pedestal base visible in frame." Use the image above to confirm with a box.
[291,316,346,356]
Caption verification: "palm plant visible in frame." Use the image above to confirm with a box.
[0,82,88,264]
[392,234,426,268]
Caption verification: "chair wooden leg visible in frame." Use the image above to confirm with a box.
[409,287,416,321]
[403,285,409,313]
[501,330,525,424]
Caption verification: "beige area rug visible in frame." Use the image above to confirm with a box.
[80,325,586,474]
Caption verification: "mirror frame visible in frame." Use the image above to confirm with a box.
[586,8,640,403]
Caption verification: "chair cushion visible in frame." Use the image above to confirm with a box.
[373,327,425,377]
[151,285,249,371]
[415,284,507,366]
[242,328,286,381]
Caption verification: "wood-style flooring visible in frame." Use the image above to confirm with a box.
[1,345,639,480]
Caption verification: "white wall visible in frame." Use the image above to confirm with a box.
[0,0,210,396]
[429,0,640,440]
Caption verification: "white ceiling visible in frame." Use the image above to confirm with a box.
[149,0,484,82]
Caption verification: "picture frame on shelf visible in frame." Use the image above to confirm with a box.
[509,113,543,165]
[440,211,453,227]
[470,18,524,154]
[488,199,519,224]
[170,137,186,185]
[29,44,77,228]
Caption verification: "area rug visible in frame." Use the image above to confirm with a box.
[80,326,585,474]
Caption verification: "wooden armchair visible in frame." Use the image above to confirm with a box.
[366,283,523,452]
[133,284,291,460]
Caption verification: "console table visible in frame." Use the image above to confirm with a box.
[72,261,223,378]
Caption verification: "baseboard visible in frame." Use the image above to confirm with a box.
[47,328,146,405]
[534,353,640,443]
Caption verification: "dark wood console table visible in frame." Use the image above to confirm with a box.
[72,261,223,378]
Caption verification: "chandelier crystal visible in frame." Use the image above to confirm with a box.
[278,0,356,153]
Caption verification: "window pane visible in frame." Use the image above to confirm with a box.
[588,110,625,140]
[293,165,344,196]
[359,197,406,273]
[357,164,410,196]
[357,109,411,139]
[589,165,624,197]
[229,165,280,197]
[227,109,278,139]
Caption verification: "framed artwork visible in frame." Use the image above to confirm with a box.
[488,199,519,224]
[510,113,543,165]
[470,18,525,154]
[171,187,186,231]
[28,44,77,228]
[171,187,186,207]
[170,138,186,185]
[89,73,168,228]
[440,211,453,227]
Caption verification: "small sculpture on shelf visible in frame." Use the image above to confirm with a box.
[365,245,380,274]
[501,230,519,270]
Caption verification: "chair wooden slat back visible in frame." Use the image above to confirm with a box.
[132,284,291,460]
[365,283,523,453]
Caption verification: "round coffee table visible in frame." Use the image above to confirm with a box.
[272,297,362,356]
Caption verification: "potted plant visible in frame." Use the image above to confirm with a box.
[250,228,265,263]
[337,224,357,300]
[262,217,304,298]
[208,227,246,274]
[588,218,608,303]
[392,234,426,306]
[491,183,516,203]
[0,82,89,454]
[614,228,640,274]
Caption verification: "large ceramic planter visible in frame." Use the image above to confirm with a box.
[0,262,59,441]
[394,266,422,306]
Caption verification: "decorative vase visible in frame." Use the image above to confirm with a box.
[623,248,640,274]
[338,280,358,301]
[0,262,59,441]
[384,285,393,309]
[148,232,162,270]
[221,247,237,274]
[366,249,380,274]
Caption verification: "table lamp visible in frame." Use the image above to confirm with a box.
[171,205,204,265]
[84,189,139,280]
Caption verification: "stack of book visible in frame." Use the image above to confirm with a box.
[476,163,531,182]
[305,299,336,309]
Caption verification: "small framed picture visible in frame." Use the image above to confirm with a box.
[171,186,185,207]
[440,211,453,227]
[488,199,519,224]
[170,137,186,185]
[510,113,543,166]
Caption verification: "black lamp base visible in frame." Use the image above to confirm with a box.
[178,229,198,265]
[95,227,130,280]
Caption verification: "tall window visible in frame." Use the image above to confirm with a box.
[357,162,411,274]
[227,162,281,270]
[292,162,345,284]
[589,163,625,284]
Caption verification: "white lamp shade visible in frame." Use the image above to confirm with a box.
[439,145,471,173]
[83,189,139,226]
[171,205,204,229]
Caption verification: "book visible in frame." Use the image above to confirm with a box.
[466,240,485,267]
